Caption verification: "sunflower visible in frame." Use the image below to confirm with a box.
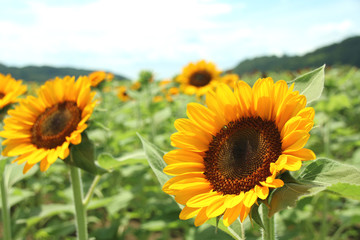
[130,81,141,91]
[0,76,96,173]
[220,73,240,89]
[0,73,27,109]
[89,71,113,87]
[117,86,131,102]
[176,60,221,96]
[162,78,315,227]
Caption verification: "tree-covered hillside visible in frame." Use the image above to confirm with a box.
[232,36,360,75]
[0,64,127,82]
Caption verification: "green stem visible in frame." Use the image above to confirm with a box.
[70,165,88,240]
[83,175,101,207]
[262,204,276,240]
[240,221,246,240]
[1,173,11,240]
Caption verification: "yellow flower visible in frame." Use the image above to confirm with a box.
[117,86,131,102]
[131,81,141,91]
[153,95,163,103]
[89,71,113,87]
[220,73,240,89]
[176,60,221,96]
[0,76,96,173]
[165,87,180,102]
[163,78,316,227]
[0,73,27,109]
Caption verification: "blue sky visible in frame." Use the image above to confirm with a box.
[0,0,359,79]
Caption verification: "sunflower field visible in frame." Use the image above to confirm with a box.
[0,63,360,240]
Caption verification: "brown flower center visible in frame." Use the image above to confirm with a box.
[204,117,282,195]
[0,93,5,99]
[189,71,212,87]
[31,101,82,149]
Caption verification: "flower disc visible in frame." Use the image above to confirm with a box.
[163,78,316,227]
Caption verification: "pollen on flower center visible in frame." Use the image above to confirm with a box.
[189,71,212,87]
[204,117,282,195]
[31,101,82,149]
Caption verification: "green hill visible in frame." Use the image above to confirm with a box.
[0,64,127,82]
[232,36,360,75]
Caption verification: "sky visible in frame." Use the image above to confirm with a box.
[1,0,359,79]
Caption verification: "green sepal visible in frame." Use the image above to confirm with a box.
[250,203,265,229]
[64,132,107,175]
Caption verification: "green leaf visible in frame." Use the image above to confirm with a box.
[64,132,108,175]
[25,204,74,227]
[298,158,360,186]
[97,151,146,170]
[269,158,360,216]
[5,162,38,189]
[268,182,317,217]
[327,183,360,201]
[289,65,325,103]
[137,133,169,186]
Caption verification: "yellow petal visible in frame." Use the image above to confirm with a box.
[194,207,210,226]
[163,149,204,164]
[179,206,201,220]
[224,192,245,208]
[206,197,227,218]
[223,203,242,227]
[187,191,224,208]
[255,185,269,200]
[171,132,209,152]
[243,189,257,208]
[163,162,204,176]
[283,148,316,161]
[283,155,302,171]
[282,131,310,151]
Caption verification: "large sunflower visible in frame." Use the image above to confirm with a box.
[163,78,315,226]
[0,76,96,173]
[0,73,27,109]
[176,60,221,96]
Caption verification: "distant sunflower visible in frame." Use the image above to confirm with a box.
[0,76,96,173]
[0,73,27,109]
[176,60,221,96]
[117,86,131,102]
[220,73,240,89]
[89,71,113,87]
[163,78,315,226]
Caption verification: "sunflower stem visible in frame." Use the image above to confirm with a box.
[1,171,12,240]
[70,165,88,240]
[261,204,276,240]
[240,221,246,240]
[83,175,101,207]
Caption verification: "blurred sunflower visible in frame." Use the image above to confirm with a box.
[130,81,141,91]
[0,76,96,173]
[176,60,221,96]
[163,78,315,226]
[117,86,131,102]
[153,95,164,103]
[220,73,240,89]
[0,73,27,109]
[165,87,180,102]
[89,71,113,87]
